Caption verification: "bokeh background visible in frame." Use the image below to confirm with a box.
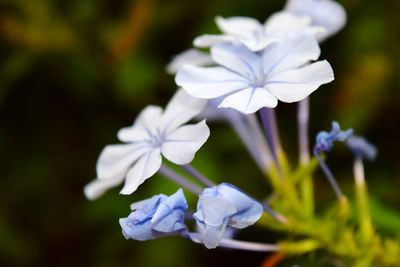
[1,0,399,266]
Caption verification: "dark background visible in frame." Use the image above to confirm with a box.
[0,0,399,266]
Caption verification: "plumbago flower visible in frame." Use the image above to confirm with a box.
[84,90,210,200]
[193,183,263,249]
[120,189,188,241]
[285,0,346,40]
[194,11,326,51]
[176,34,334,114]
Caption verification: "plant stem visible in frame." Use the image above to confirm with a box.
[188,233,279,252]
[159,164,203,195]
[298,98,314,216]
[314,151,345,201]
[263,204,289,225]
[182,164,215,187]
[226,113,267,171]
[246,114,275,172]
[353,156,374,244]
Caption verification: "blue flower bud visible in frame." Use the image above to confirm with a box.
[119,189,188,241]
[193,183,263,249]
[346,136,377,161]
[314,121,353,154]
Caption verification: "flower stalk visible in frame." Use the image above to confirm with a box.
[298,98,314,216]
[353,156,374,244]
[159,164,203,195]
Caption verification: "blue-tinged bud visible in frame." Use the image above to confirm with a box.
[193,183,263,249]
[119,189,188,241]
[314,121,353,154]
[346,136,377,161]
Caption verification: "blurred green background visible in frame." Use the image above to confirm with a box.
[0,0,399,266]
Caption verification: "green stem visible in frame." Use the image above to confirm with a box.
[354,156,374,244]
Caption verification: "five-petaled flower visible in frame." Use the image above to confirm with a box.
[193,183,263,249]
[285,0,346,40]
[84,90,210,200]
[120,189,188,241]
[314,121,353,154]
[194,11,325,51]
[176,34,334,114]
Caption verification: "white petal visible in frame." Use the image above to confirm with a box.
[84,176,125,200]
[262,33,321,77]
[117,106,162,142]
[120,149,162,195]
[96,143,150,180]
[216,16,262,36]
[175,65,248,99]
[218,87,278,114]
[166,49,215,74]
[193,34,236,48]
[160,89,207,134]
[211,43,263,78]
[266,60,334,103]
[285,0,346,39]
[161,120,210,165]
[308,0,346,39]
[265,11,312,33]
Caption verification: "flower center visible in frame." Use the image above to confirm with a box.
[147,129,165,148]
[249,73,267,88]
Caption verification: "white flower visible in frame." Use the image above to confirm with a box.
[194,11,325,51]
[285,0,346,40]
[166,49,214,74]
[176,34,334,114]
[84,90,210,200]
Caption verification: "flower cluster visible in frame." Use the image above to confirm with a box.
[82,0,397,262]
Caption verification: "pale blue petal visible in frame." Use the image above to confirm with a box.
[200,195,236,226]
[119,217,155,241]
[175,65,249,99]
[346,136,377,161]
[161,120,210,165]
[229,201,263,229]
[262,33,321,77]
[266,60,334,103]
[152,209,186,233]
[211,43,263,79]
[285,0,346,39]
[218,87,277,114]
[120,149,162,195]
[117,106,163,142]
[202,220,229,249]
[160,89,207,134]
[151,189,188,223]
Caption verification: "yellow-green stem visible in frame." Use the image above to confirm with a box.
[354,157,374,244]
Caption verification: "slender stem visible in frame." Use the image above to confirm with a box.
[298,98,310,164]
[314,151,344,200]
[260,108,281,165]
[188,233,279,252]
[354,156,373,244]
[263,204,288,225]
[226,113,266,171]
[159,164,203,195]
[246,114,275,170]
[182,164,215,187]
[298,98,314,216]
